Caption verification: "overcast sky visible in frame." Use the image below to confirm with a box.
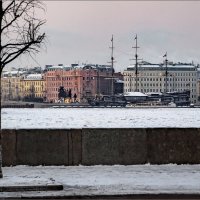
[7,1,200,72]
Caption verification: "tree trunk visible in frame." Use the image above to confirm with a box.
[0,0,3,175]
[0,0,3,178]
[0,0,46,178]
[0,67,3,178]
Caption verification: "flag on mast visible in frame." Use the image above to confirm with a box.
[111,35,113,42]
[163,52,167,57]
[134,34,137,40]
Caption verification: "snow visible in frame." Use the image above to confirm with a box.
[1,108,200,129]
[1,108,200,197]
[124,92,147,97]
[48,65,64,69]
[1,165,200,197]
[3,71,25,75]
[25,74,43,80]
[145,92,162,95]
[115,79,124,83]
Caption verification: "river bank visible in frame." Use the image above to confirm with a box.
[1,100,199,108]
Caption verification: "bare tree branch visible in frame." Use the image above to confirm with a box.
[2,32,45,65]
[2,0,14,15]
[0,0,46,71]
[2,1,30,32]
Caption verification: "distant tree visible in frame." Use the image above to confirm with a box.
[68,89,72,99]
[0,0,46,178]
[73,93,77,102]
[66,89,69,97]
[58,86,66,100]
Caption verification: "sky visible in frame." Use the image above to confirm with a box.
[6,1,200,72]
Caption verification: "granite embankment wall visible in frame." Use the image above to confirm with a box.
[1,128,200,166]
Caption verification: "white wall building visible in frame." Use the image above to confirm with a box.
[123,62,198,103]
[197,68,200,104]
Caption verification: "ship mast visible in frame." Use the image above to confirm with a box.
[109,35,115,95]
[163,52,168,93]
[132,34,142,92]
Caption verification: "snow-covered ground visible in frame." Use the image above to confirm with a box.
[1,108,200,129]
[1,165,200,197]
[1,108,200,197]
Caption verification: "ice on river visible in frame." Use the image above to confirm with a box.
[1,107,200,129]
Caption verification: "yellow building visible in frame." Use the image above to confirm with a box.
[1,70,46,102]
[1,71,22,101]
[20,74,45,101]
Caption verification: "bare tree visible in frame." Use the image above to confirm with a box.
[0,0,46,178]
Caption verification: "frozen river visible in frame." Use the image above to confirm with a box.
[1,107,200,129]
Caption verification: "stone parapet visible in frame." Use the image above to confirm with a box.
[1,128,200,166]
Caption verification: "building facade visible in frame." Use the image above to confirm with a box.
[44,64,121,103]
[1,71,25,101]
[20,74,45,101]
[123,62,198,103]
[197,68,200,104]
[1,68,45,102]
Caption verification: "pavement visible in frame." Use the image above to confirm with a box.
[1,165,200,199]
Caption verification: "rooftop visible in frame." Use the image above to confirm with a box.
[2,71,26,75]
[24,74,43,80]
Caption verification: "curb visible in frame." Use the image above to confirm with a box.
[0,184,63,192]
[17,193,200,199]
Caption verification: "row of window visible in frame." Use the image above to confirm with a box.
[33,94,43,97]
[47,79,94,87]
[125,83,196,87]
[48,77,73,81]
[23,88,43,92]
[125,77,196,82]
[22,82,43,86]
[124,72,196,77]
[48,82,73,87]
[47,71,80,76]
[47,76,95,81]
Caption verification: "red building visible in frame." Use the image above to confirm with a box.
[44,64,122,103]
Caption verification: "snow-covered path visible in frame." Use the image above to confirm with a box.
[1,165,200,197]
